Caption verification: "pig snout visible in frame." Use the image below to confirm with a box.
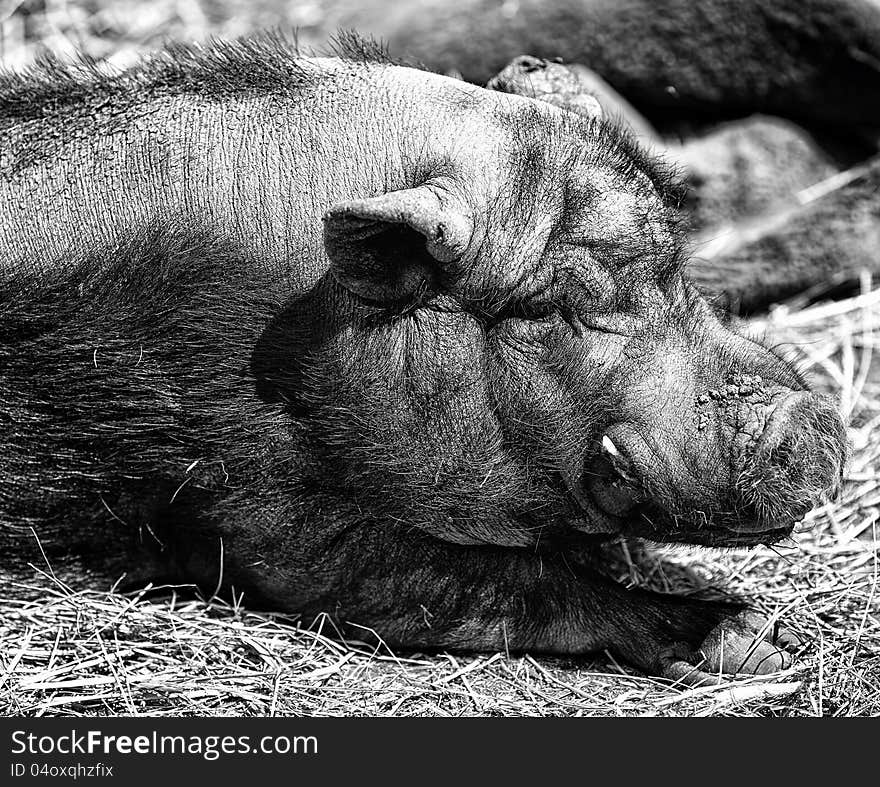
[735,391,847,531]
[582,389,847,545]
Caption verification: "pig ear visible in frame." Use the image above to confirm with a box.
[323,185,474,301]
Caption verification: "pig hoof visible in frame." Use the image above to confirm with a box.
[661,611,801,686]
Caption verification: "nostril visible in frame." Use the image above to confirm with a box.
[756,391,816,451]
[756,392,847,478]
[737,391,847,528]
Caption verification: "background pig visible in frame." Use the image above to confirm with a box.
[374,0,880,145]
[0,37,846,683]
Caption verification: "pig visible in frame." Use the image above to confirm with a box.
[485,55,658,143]
[0,35,847,683]
[375,0,880,141]
[687,156,880,314]
[676,116,838,234]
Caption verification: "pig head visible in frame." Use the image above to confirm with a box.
[314,103,846,555]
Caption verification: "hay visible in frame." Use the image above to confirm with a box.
[0,0,877,718]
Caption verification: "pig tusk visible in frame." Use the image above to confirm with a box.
[601,434,640,485]
[601,435,620,457]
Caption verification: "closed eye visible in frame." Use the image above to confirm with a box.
[558,238,594,251]
[561,305,635,338]
[475,297,557,330]
[582,321,627,335]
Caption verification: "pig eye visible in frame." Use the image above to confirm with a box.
[519,299,557,320]
[506,298,558,324]
[558,303,584,336]
[491,292,555,319]
[478,298,558,331]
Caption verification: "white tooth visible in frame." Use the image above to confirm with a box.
[602,435,620,456]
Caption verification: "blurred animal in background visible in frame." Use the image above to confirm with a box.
[380,0,880,144]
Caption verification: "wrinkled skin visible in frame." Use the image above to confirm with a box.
[0,38,847,682]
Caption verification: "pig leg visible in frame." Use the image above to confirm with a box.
[271,526,797,682]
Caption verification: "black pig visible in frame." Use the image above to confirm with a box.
[378,0,880,139]
[0,37,846,682]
